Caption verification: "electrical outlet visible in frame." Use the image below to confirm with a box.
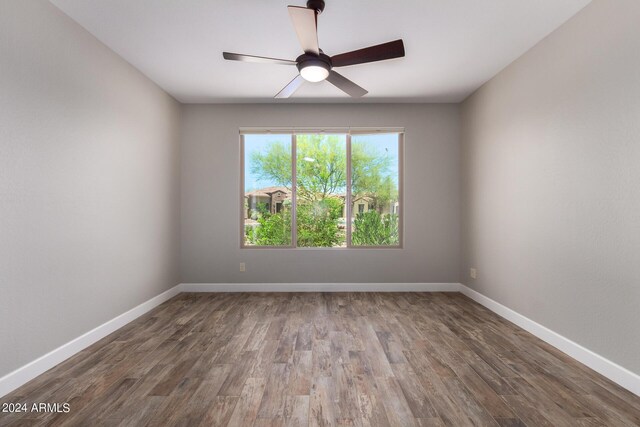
[470,268,477,279]
[240,262,246,272]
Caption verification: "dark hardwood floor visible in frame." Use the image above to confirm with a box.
[1,292,639,426]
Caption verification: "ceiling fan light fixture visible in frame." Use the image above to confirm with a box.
[300,64,330,82]
[296,53,331,82]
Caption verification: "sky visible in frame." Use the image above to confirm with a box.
[244,133,400,192]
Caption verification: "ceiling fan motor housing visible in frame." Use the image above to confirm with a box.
[296,52,332,76]
[306,0,325,14]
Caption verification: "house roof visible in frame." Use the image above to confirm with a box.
[245,186,291,198]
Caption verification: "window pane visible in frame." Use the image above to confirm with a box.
[296,134,347,247]
[351,133,400,246]
[243,134,292,246]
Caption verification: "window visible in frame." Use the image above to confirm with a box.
[241,130,403,248]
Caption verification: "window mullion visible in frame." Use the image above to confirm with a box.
[291,134,297,248]
[346,133,352,247]
[398,132,404,248]
[240,134,245,248]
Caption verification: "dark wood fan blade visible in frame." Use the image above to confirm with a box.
[326,71,367,97]
[288,6,319,55]
[331,39,405,68]
[222,52,296,65]
[275,74,306,98]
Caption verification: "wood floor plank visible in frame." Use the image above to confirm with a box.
[391,363,438,419]
[288,351,313,396]
[309,376,337,427]
[178,365,235,424]
[441,376,500,426]
[296,323,313,351]
[217,350,258,396]
[227,377,267,427]
[356,319,394,377]
[147,356,200,396]
[402,349,473,427]
[333,363,361,424]
[501,394,554,427]
[414,417,446,427]
[350,353,392,427]
[283,395,310,427]
[145,377,204,426]
[312,340,332,378]
[329,331,351,366]
[504,376,578,427]
[274,320,300,364]
[257,363,292,420]
[1,292,638,427]
[450,364,515,419]
[198,396,239,427]
[376,375,418,427]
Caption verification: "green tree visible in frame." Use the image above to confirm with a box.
[350,142,392,201]
[250,142,292,188]
[296,135,346,202]
[368,175,398,213]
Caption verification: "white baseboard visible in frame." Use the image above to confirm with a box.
[460,285,640,397]
[179,282,461,292]
[0,284,181,398]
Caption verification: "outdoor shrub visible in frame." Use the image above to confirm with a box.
[352,211,399,246]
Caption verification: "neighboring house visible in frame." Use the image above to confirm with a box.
[351,195,399,216]
[352,195,373,215]
[245,186,291,218]
[245,186,398,220]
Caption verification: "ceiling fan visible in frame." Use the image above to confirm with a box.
[222,0,405,98]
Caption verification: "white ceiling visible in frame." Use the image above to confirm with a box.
[50,0,590,103]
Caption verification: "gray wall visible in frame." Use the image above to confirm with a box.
[180,104,461,283]
[461,0,640,374]
[0,0,181,377]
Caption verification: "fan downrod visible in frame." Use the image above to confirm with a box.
[306,0,325,14]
